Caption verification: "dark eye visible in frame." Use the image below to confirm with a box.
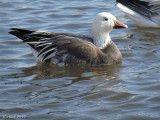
[104,17,108,21]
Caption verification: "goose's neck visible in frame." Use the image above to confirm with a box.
[93,32,111,49]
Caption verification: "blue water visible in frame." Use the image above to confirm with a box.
[0,0,160,120]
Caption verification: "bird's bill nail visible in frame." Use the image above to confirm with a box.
[113,20,128,29]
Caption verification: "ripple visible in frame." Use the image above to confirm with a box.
[1,0,160,120]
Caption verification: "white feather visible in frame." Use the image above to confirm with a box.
[29,46,43,62]
[43,51,57,61]
[38,48,56,58]
[92,12,115,48]
[117,3,159,27]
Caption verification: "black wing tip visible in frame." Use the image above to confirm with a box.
[8,28,22,39]
[8,30,17,36]
[8,28,34,39]
[9,28,34,33]
[116,0,150,8]
[8,28,18,33]
[9,28,20,30]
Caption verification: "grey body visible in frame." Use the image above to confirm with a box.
[9,28,122,66]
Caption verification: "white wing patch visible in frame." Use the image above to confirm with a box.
[25,36,69,64]
[25,38,57,61]
[117,3,159,27]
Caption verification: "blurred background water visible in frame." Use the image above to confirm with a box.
[0,0,160,120]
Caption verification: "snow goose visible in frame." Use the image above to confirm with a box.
[116,0,160,27]
[9,12,127,66]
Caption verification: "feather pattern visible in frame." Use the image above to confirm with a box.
[117,0,160,27]
[9,12,128,65]
[9,28,99,65]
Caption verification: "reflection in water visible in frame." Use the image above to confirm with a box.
[1,0,160,119]
[20,63,121,84]
[4,62,124,120]
[130,27,160,41]
[5,62,122,97]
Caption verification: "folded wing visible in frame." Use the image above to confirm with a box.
[9,28,102,65]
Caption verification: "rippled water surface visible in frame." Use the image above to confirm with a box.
[0,0,160,120]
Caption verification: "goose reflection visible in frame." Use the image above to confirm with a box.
[21,63,121,85]
[6,62,122,101]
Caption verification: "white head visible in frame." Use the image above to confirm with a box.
[92,12,128,48]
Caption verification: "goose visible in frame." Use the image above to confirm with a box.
[116,0,160,27]
[9,12,128,66]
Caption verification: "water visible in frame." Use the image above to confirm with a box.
[0,0,160,120]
